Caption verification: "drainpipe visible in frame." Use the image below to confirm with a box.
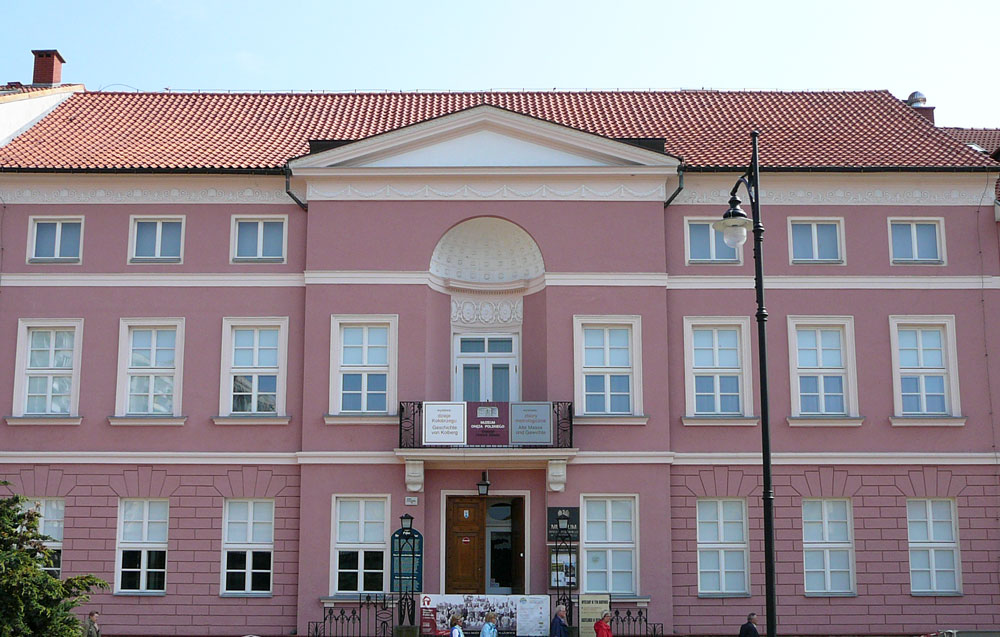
[664,162,685,207]
[284,165,308,211]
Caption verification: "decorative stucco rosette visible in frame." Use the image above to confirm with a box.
[450,294,524,327]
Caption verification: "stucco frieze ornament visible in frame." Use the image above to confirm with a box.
[404,460,424,493]
[0,178,288,204]
[547,460,567,492]
[674,184,993,206]
[307,182,667,201]
[450,294,524,327]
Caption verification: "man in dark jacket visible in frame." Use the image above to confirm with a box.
[738,613,759,637]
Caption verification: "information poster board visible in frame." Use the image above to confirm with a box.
[578,594,611,637]
[510,402,553,445]
[420,594,550,636]
[422,402,466,445]
[548,546,578,589]
[466,402,509,445]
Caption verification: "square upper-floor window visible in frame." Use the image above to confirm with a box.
[685,219,740,264]
[129,217,184,263]
[231,217,286,263]
[789,219,843,263]
[889,218,945,264]
[28,217,83,263]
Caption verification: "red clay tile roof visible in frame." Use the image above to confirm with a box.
[0,89,997,172]
[940,127,1000,155]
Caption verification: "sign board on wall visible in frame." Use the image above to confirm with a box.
[422,402,466,445]
[420,594,550,636]
[578,594,611,637]
[466,402,509,445]
[546,506,580,541]
[510,402,553,445]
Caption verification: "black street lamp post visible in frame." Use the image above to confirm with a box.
[712,130,777,637]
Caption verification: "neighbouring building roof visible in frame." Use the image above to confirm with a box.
[0,83,83,99]
[0,89,997,173]
[941,127,1000,156]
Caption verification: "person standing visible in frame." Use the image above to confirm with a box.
[549,604,569,637]
[480,611,498,637]
[449,614,465,637]
[738,613,759,637]
[594,610,613,637]
[84,611,101,637]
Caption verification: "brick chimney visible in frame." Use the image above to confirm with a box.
[31,49,65,86]
[904,90,935,124]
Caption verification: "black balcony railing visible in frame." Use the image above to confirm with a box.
[399,401,573,449]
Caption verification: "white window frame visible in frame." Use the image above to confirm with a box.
[114,318,185,418]
[580,494,639,595]
[906,498,961,595]
[573,316,643,417]
[887,217,946,265]
[26,216,84,264]
[218,317,289,418]
[787,217,845,265]
[23,498,64,577]
[802,498,856,596]
[128,215,185,263]
[330,495,390,594]
[786,317,859,420]
[230,215,288,263]
[888,315,961,421]
[329,315,398,417]
[12,318,84,418]
[696,498,749,596]
[221,499,275,596]
[682,317,754,422]
[114,498,169,594]
[684,218,743,265]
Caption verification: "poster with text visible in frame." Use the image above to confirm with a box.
[422,402,466,445]
[578,594,611,637]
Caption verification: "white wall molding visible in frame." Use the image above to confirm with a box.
[674,172,1000,207]
[1,273,305,287]
[0,175,289,204]
[0,451,300,464]
[306,176,669,201]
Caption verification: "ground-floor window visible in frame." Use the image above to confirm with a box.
[223,499,274,594]
[696,498,748,596]
[116,499,168,593]
[333,497,387,593]
[907,498,960,594]
[582,496,636,594]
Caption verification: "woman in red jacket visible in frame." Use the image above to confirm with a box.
[595,610,613,637]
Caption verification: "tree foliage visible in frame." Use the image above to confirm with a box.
[0,484,108,637]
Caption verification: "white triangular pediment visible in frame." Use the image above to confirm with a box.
[289,105,680,171]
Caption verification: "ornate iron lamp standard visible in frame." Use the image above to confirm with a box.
[712,131,777,637]
[554,511,574,625]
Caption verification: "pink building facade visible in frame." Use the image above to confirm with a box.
[1,83,999,636]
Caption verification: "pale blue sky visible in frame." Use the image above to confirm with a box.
[2,0,997,127]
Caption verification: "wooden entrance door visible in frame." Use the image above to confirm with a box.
[445,497,485,593]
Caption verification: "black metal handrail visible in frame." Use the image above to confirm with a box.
[399,401,573,449]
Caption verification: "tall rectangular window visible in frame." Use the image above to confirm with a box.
[686,220,739,263]
[29,217,82,262]
[223,499,274,594]
[889,316,960,421]
[329,316,398,419]
[890,219,944,263]
[232,217,285,262]
[115,319,185,420]
[13,319,84,419]
[22,498,64,576]
[130,217,183,261]
[787,317,859,422]
[116,499,168,593]
[582,497,636,594]
[219,318,288,419]
[790,220,842,263]
[802,499,854,594]
[683,318,753,422]
[574,317,643,418]
[907,499,960,594]
[333,498,387,593]
[696,499,748,595]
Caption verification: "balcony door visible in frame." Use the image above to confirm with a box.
[453,334,519,402]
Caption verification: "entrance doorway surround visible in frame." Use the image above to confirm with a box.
[439,489,532,594]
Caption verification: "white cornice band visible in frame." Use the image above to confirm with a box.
[5,271,1000,291]
[0,450,995,466]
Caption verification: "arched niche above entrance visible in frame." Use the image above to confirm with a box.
[429,217,545,290]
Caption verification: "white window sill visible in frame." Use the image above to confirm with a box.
[804,591,857,597]
[28,258,80,264]
[220,591,272,598]
[129,257,182,264]
[213,415,291,426]
[231,257,285,264]
[108,415,187,426]
[574,415,648,426]
[787,416,864,427]
[324,413,398,425]
[891,260,945,266]
[791,259,845,265]
[114,591,166,596]
[697,592,751,598]
[6,416,82,426]
[910,590,962,596]
[686,260,742,266]
[890,416,966,427]
[682,416,758,427]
